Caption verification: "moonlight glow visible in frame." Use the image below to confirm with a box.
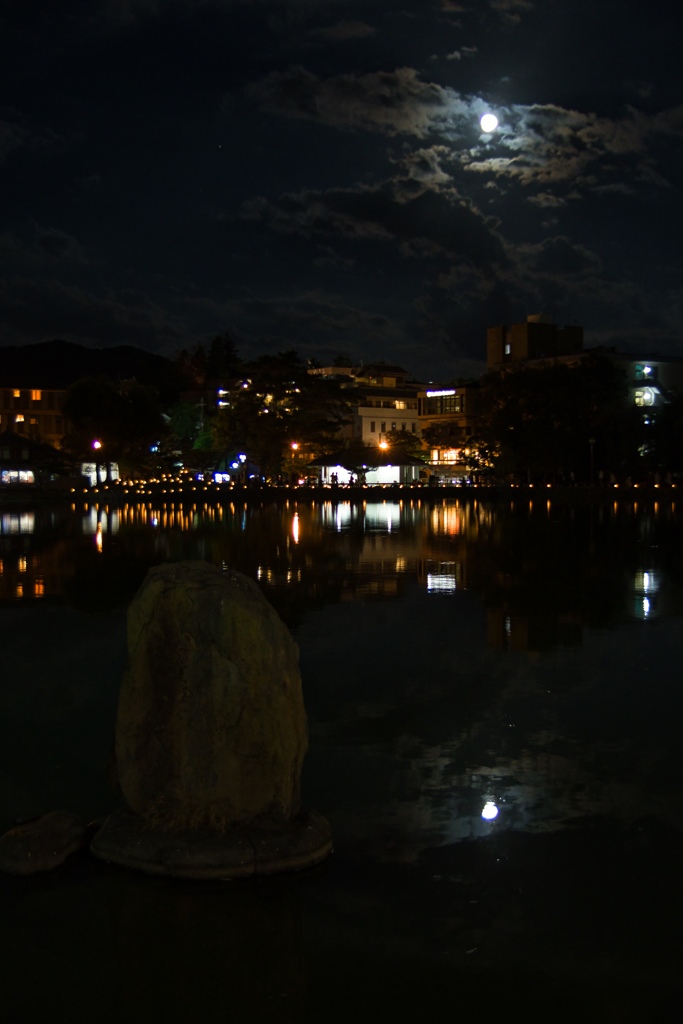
[480,113,498,133]
[481,801,499,820]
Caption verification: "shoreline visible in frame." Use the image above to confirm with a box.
[1,480,678,508]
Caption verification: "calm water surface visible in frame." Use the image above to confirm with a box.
[2,494,682,1022]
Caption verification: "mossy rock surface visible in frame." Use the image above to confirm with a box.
[114,561,308,831]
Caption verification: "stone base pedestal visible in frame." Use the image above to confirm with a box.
[91,807,332,879]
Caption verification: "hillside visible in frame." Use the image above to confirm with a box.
[0,340,184,398]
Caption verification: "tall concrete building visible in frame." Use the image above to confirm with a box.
[487,315,584,370]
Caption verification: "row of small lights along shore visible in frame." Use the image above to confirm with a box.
[70,474,679,496]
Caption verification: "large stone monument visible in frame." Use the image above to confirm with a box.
[91,561,332,878]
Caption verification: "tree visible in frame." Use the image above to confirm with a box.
[336,441,377,481]
[206,333,240,381]
[210,350,354,480]
[648,389,683,476]
[421,421,463,451]
[167,400,202,446]
[476,355,641,482]
[383,427,425,459]
[62,376,165,479]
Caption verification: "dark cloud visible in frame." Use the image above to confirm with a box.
[0,226,87,268]
[240,176,507,273]
[489,0,535,24]
[0,277,190,351]
[1,0,682,378]
[305,20,376,43]
[246,66,452,137]
[0,113,62,165]
[519,236,602,277]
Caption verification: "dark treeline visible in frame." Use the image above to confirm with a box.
[4,337,683,484]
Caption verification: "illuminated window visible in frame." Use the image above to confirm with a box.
[31,390,42,401]
[634,388,655,407]
[18,556,27,572]
[13,389,20,398]
[34,578,45,597]
[15,414,24,422]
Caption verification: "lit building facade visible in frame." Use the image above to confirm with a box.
[338,364,421,445]
[0,387,67,447]
[417,384,480,481]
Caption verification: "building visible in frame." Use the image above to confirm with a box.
[417,383,481,482]
[336,364,422,445]
[602,353,683,413]
[0,387,68,447]
[0,428,72,486]
[307,446,425,486]
[487,315,584,370]
[487,315,683,416]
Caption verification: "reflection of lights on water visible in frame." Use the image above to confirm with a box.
[324,502,353,532]
[634,569,659,619]
[426,560,462,593]
[481,801,499,821]
[635,570,658,593]
[292,513,300,544]
[364,503,400,531]
[430,505,464,536]
[1,512,35,535]
[427,573,457,593]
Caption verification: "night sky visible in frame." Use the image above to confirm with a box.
[2,0,681,380]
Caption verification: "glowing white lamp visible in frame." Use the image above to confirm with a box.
[480,113,498,133]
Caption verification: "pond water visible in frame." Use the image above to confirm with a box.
[2,493,683,1022]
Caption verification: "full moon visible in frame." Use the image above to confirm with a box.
[480,112,498,133]
[481,801,499,820]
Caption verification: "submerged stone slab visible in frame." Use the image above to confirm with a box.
[0,810,90,875]
[91,806,332,879]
